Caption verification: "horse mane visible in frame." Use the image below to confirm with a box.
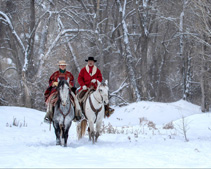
[56,79,69,108]
[58,79,69,89]
[56,93,61,109]
[100,82,107,87]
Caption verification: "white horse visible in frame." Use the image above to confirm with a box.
[77,80,109,144]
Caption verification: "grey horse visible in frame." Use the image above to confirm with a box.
[53,79,75,147]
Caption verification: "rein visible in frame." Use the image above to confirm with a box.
[57,80,72,123]
[89,95,102,123]
[93,92,103,104]
[59,101,72,124]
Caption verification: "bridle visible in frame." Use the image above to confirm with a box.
[88,85,108,123]
[57,80,72,123]
[59,103,71,120]
[93,90,103,104]
[89,96,102,123]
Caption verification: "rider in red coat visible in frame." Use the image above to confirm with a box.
[78,57,114,117]
[44,60,82,123]
[78,57,102,91]
[44,60,74,103]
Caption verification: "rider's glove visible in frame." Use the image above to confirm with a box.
[82,85,87,90]
[91,79,97,83]
[52,82,58,87]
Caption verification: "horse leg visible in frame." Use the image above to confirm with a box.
[91,131,95,144]
[95,132,100,142]
[64,129,68,147]
[59,124,65,146]
[88,127,91,141]
[88,121,95,144]
[53,122,61,145]
[95,120,102,142]
[64,123,72,147]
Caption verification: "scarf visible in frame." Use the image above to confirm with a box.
[89,66,93,75]
[59,69,66,74]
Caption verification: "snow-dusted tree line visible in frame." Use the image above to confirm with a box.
[0,0,211,112]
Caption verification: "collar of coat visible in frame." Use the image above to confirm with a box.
[86,65,97,76]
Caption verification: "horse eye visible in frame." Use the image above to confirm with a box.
[99,89,102,92]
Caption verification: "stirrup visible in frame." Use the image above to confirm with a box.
[74,115,85,122]
[105,111,110,117]
[109,108,114,113]
[105,109,114,118]
[74,116,82,122]
[44,117,51,124]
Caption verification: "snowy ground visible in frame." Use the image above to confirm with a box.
[1,100,211,168]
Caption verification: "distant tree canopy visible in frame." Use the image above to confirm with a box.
[0,0,211,112]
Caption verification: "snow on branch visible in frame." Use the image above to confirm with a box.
[0,97,8,104]
[3,67,17,76]
[0,82,15,89]
[58,16,81,72]
[37,27,94,78]
[110,78,129,96]
[0,11,25,53]
[43,28,94,60]
[0,11,29,72]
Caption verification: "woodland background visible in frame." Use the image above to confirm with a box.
[0,0,211,112]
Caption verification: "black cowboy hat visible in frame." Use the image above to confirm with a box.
[85,57,97,62]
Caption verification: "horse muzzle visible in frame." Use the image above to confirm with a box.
[62,102,67,106]
[104,100,109,105]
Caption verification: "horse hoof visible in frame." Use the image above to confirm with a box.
[44,118,51,124]
[56,141,61,145]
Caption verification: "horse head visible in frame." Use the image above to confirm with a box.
[96,80,109,105]
[57,78,70,106]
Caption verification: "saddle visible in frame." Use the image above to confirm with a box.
[46,91,74,107]
[46,91,58,106]
[77,88,95,118]
[46,91,75,120]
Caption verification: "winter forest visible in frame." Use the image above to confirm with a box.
[0,0,211,112]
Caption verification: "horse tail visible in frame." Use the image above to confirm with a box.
[77,119,87,140]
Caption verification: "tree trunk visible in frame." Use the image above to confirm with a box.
[25,0,36,79]
[21,72,32,108]
[118,0,141,102]
[135,0,150,100]
[201,38,209,112]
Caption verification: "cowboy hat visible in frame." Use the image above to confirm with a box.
[56,60,68,65]
[85,57,97,62]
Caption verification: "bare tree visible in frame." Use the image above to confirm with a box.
[0,0,211,111]
[190,0,211,111]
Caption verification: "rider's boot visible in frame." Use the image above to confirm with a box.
[44,102,53,123]
[71,92,85,122]
[104,104,114,118]
[74,111,84,122]
[74,105,85,122]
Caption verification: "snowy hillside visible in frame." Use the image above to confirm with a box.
[1,100,211,168]
[104,100,201,126]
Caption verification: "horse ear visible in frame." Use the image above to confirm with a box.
[58,78,60,82]
[105,80,108,85]
[67,77,70,83]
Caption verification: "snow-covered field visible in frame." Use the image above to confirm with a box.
[1,100,211,168]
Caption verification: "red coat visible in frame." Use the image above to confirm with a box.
[48,70,74,87]
[44,70,74,102]
[78,65,102,91]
